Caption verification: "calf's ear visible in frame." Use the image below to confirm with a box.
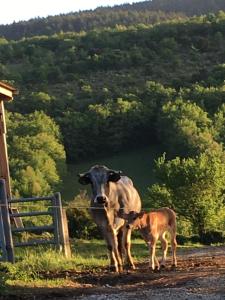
[138,211,145,218]
[119,212,129,220]
[117,209,129,219]
[78,173,91,185]
[108,170,122,182]
[117,210,124,218]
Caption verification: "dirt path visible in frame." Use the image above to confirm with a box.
[3,245,225,299]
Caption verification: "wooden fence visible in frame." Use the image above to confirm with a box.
[0,179,71,262]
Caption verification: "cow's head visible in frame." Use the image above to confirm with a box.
[78,165,122,206]
[120,211,145,229]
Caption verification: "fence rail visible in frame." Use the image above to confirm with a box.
[10,211,53,217]
[9,196,54,203]
[14,239,56,247]
[0,179,71,262]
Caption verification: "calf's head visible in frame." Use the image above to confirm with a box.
[121,211,145,229]
[78,165,122,206]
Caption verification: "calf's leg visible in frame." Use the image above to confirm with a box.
[148,237,159,270]
[117,228,124,261]
[171,232,177,267]
[159,232,168,268]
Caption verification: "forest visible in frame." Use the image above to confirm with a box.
[0,0,225,40]
[0,0,225,241]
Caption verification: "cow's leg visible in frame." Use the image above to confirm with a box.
[122,226,135,269]
[148,237,159,270]
[104,226,123,272]
[101,227,118,272]
[159,232,168,268]
[170,231,177,267]
[110,228,123,272]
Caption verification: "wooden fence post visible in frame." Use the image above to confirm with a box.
[0,203,7,261]
[54,192,71,258]
[0,179,15,263]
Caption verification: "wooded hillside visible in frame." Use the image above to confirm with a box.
[1,0,225,238]
[0,0,225,40]
[1,12,225,163]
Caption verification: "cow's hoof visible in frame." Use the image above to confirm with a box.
[125,264,135,271]
[160,264,166,269]
[171,264,177,270]
[118,266,123,273]
[149,266,160,272]
[155,266,160,272]
[109,265,118,272]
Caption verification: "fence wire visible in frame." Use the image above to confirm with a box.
[0,203,155,210]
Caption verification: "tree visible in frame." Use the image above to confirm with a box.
[148,152,225,237]
[157,98,223,158]
[6,111,65,197]
[214,104,225,145]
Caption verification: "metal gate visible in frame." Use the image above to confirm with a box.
[0,179,71,262]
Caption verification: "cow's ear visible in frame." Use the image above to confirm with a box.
[78,173,91,185]
[108,170,122,182]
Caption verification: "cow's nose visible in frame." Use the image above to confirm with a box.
[96,196,107,204]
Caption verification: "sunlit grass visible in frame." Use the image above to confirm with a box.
[0,238,210,293]
[7,278,75,288]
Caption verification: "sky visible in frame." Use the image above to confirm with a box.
[0,0,146,25]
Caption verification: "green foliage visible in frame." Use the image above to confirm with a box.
[0,12,224,162]
[179,84,225,114]
[6,111,65,197]
[149,152,225,236]
[200,230,225,245]
[66,191,100,239]
[1,0,225,40]
[157,99,223,158]
[214,104,225,144]
[60,97,151,161]
[0,2,225,243]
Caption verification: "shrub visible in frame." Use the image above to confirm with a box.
[66,191,100,239]
[199,230,225,245]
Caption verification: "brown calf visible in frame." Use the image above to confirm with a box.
[122,207,177,270]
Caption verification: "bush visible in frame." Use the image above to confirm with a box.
[176,234,200,245]
[67,207,100,239]
[176,234,191,245]
[66,191,101,239]
[199,230,225,245]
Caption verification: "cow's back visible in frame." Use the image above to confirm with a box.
[113,176,141,213]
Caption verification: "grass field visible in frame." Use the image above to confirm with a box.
[0,238,204,291]
[0,239,149,289]
[1,239,224,299]
[61,145,162,203]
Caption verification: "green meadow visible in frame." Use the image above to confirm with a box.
[61,145,162,203]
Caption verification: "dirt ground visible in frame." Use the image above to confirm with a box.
[2,245,225,300]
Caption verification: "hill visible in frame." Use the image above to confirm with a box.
[0,0,224,242]
[0,0,225,40]
[1,12,225,162]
